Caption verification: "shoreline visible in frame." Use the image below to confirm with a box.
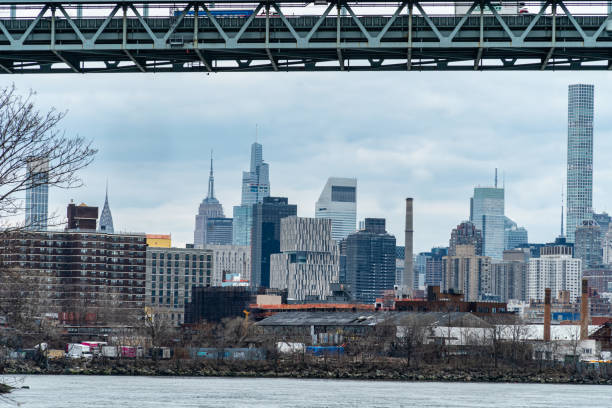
[3,360,612,385]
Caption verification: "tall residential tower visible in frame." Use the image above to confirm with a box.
[25,158,49,231]
[315,177,357,241]
[566,84,594,243]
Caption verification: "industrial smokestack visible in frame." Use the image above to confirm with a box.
[404,198,414,297]
[544,288,551,342]
[580,278,589,340]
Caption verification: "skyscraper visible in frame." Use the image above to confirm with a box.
[470,181,505,260]
[233,142,270,246]
[344,218,396,304]
[250,197,297,288]
[98,183,114,234]
[566,84,594,243]
[315,177,357,241]
[270,216,340,301]
[25,158,49,231]
[574,220,602,269]
[194,154,225,247]
[504,217,528,250]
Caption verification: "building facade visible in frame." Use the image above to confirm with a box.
[315,177,357,241]
[233,142,270,246]
[0,229,146,322]
[604,225,612,266]
[527,252,582,302]
[470,186,505,260]
[145,247,213,325]
[593,212,611,242]
[425,247,448,288]
[490,249,529,302]
[574,220,602,269]
[270,217,340,301]
[25,158,49,231]
[206,244,251,286]
[449,221,483,256]
[566,84,594,243]
[443,244,492,301]
[344,218,396,304]
[504,217,528,250]
[250,197,297,288]
[205,218,233,245]
[194,155,227,247]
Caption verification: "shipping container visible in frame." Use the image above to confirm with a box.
[47,349,65,360]
[306,346,344,357]
[190,347,265,361]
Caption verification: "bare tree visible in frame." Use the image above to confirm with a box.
[0,85,97,230]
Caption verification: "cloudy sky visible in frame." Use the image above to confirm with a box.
[9,71,612,252]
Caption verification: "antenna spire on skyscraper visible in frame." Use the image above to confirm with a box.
[207,149,215,199]
[495,168,498,188]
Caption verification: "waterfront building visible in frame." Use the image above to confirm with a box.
[233,142,271,246]
[0,227,146,322]
[527,249,582,302]
[194,154,225,247]
[145,246,213,325]
[185,286,256,324]
[449,221,483,256]
[504,217,528,250]
[344,218,396,304]
[67,202,98,230]
[251,197,297,288]
[206,244,251,286]
[470,183,505,260]
[98,184,114,234]
[270,217,339,301]
[574,220,602,269]
[25,157,49,231]
[315,177,357,241]
[443,244,492,301]
[566,84,594,243]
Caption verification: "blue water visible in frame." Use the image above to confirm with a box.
[6,375,612,407]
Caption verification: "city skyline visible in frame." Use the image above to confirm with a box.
[10,73,612,252]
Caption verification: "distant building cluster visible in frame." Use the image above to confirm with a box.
[5,83,612,329]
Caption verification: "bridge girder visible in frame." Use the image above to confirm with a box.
[0,1,612,73]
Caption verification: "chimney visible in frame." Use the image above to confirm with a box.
[404,198,414,296]
[580,278,589,340]
[544,288,551,342]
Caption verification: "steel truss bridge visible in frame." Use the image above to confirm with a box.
[2,0,612,73]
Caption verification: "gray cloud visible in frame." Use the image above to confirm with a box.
[9,71,612,252]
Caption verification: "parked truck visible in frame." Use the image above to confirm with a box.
[101,346,118,358]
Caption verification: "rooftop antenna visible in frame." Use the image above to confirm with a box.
[502,171,505,189]
[494,168,498,188]
[255,124,258,143]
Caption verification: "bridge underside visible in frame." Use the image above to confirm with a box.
[1,1,612,73]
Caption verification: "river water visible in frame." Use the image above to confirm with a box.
[5,375,611,407]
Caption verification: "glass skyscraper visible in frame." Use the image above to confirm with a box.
[25,158,49,231]
[566,84,594,243]
[470,186,504,260]
[315,177,357,241]
[232,142,270,246]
